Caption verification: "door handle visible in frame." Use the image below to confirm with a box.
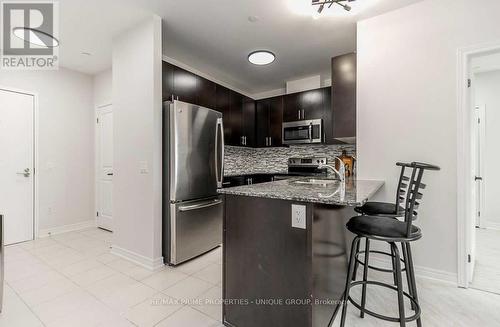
[178,199,222,212]
[475,176,483,181]
[215,118,224,188]
[107,173,114,176]
[16,168,30,177]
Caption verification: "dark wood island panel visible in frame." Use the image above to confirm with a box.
[222,194,355,327]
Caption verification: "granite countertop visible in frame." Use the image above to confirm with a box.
[217,177,384,206]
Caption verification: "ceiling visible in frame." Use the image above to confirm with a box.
[57,0,423,95]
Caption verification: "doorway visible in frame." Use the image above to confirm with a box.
[96,104,113,231]
[458,45,500,290]
[0,88,36,245]
[470,55,500,293]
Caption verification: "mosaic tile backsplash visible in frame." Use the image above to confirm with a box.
[224,144,356,176]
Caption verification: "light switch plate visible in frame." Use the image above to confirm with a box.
[291,204,306,229]
[139,161,149,174]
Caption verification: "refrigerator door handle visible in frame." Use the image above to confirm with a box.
[215,118,224,188]
[178,199,223,212]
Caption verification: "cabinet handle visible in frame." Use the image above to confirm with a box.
[301,110,305,120]
[244,136,247,146]
[298,110,301,120]
[269,137,272,146]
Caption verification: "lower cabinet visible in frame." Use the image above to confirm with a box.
[222,174,276,188]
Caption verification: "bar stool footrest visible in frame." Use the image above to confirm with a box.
[347,280,421,323]
[355,250,406,273]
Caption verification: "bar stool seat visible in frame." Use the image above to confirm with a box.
[347,216,421,241]
[354,202,404,217]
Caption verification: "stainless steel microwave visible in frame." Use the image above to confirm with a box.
[282,119,323,145]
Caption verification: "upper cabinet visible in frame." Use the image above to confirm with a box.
[215,85,232,143]
[283,88,329,122]
[256,96,283,147]
[162,58,354,147]
[198,76,217,109]
[330,53,356,143]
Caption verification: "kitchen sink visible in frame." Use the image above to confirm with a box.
[292,179,338,185]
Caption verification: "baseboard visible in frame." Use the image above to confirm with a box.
[481,219,500,230]
[111,245,164,271]
[369,256,458,285]
[38,219,96,237]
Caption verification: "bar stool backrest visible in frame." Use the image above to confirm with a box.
[397,162,440,237]
[395,163,413,215]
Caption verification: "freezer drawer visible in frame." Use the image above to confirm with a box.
[170,197,222,265]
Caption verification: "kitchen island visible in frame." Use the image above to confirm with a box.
[217,177,384,327]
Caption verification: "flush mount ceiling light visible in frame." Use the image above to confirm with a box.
[312,0,356,15]
[248,50,275,65]
[13,27,59,47]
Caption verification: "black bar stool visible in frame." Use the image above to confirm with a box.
[339,162,440,327]
[351,163,413,283]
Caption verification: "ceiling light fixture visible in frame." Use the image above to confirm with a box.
[248,50,276,66]
[312,0,356,15]
[13,27,59,47]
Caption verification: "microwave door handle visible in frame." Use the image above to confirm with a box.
[308,123,313,142]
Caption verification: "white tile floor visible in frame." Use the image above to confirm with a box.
[1,228,223,327]
[2,228,500,327]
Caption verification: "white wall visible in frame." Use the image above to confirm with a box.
[112,16,163,269]
[94,69,112,107]
[0,68,94,233]
[475,70,500,226]
[357,0,500,279]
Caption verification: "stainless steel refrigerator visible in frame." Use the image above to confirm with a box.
[163,100,224,265]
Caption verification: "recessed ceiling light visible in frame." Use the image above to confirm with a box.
[13,27,59,47]
[248,50,276,65]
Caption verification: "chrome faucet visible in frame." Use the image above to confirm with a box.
[319,157,345,182]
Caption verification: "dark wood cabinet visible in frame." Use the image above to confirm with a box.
[256,96,283,147]
[228,91,243,146]
[242,96,256,147]
[162,59,349,147]
[162,61,206,105]
[197,76,216,109]
[255,99,270,147]
[162,61,175,101]
[173,66,198,104]
[215,85,232,143]
[330,53,356,143]
[283,88,329,122]
[283,92,301,122]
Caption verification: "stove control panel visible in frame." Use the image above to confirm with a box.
[288,157,327,167]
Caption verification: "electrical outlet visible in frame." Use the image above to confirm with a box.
[291,204,306,229]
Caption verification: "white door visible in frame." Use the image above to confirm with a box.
[0,89,34,245]
[96,105,113,231]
